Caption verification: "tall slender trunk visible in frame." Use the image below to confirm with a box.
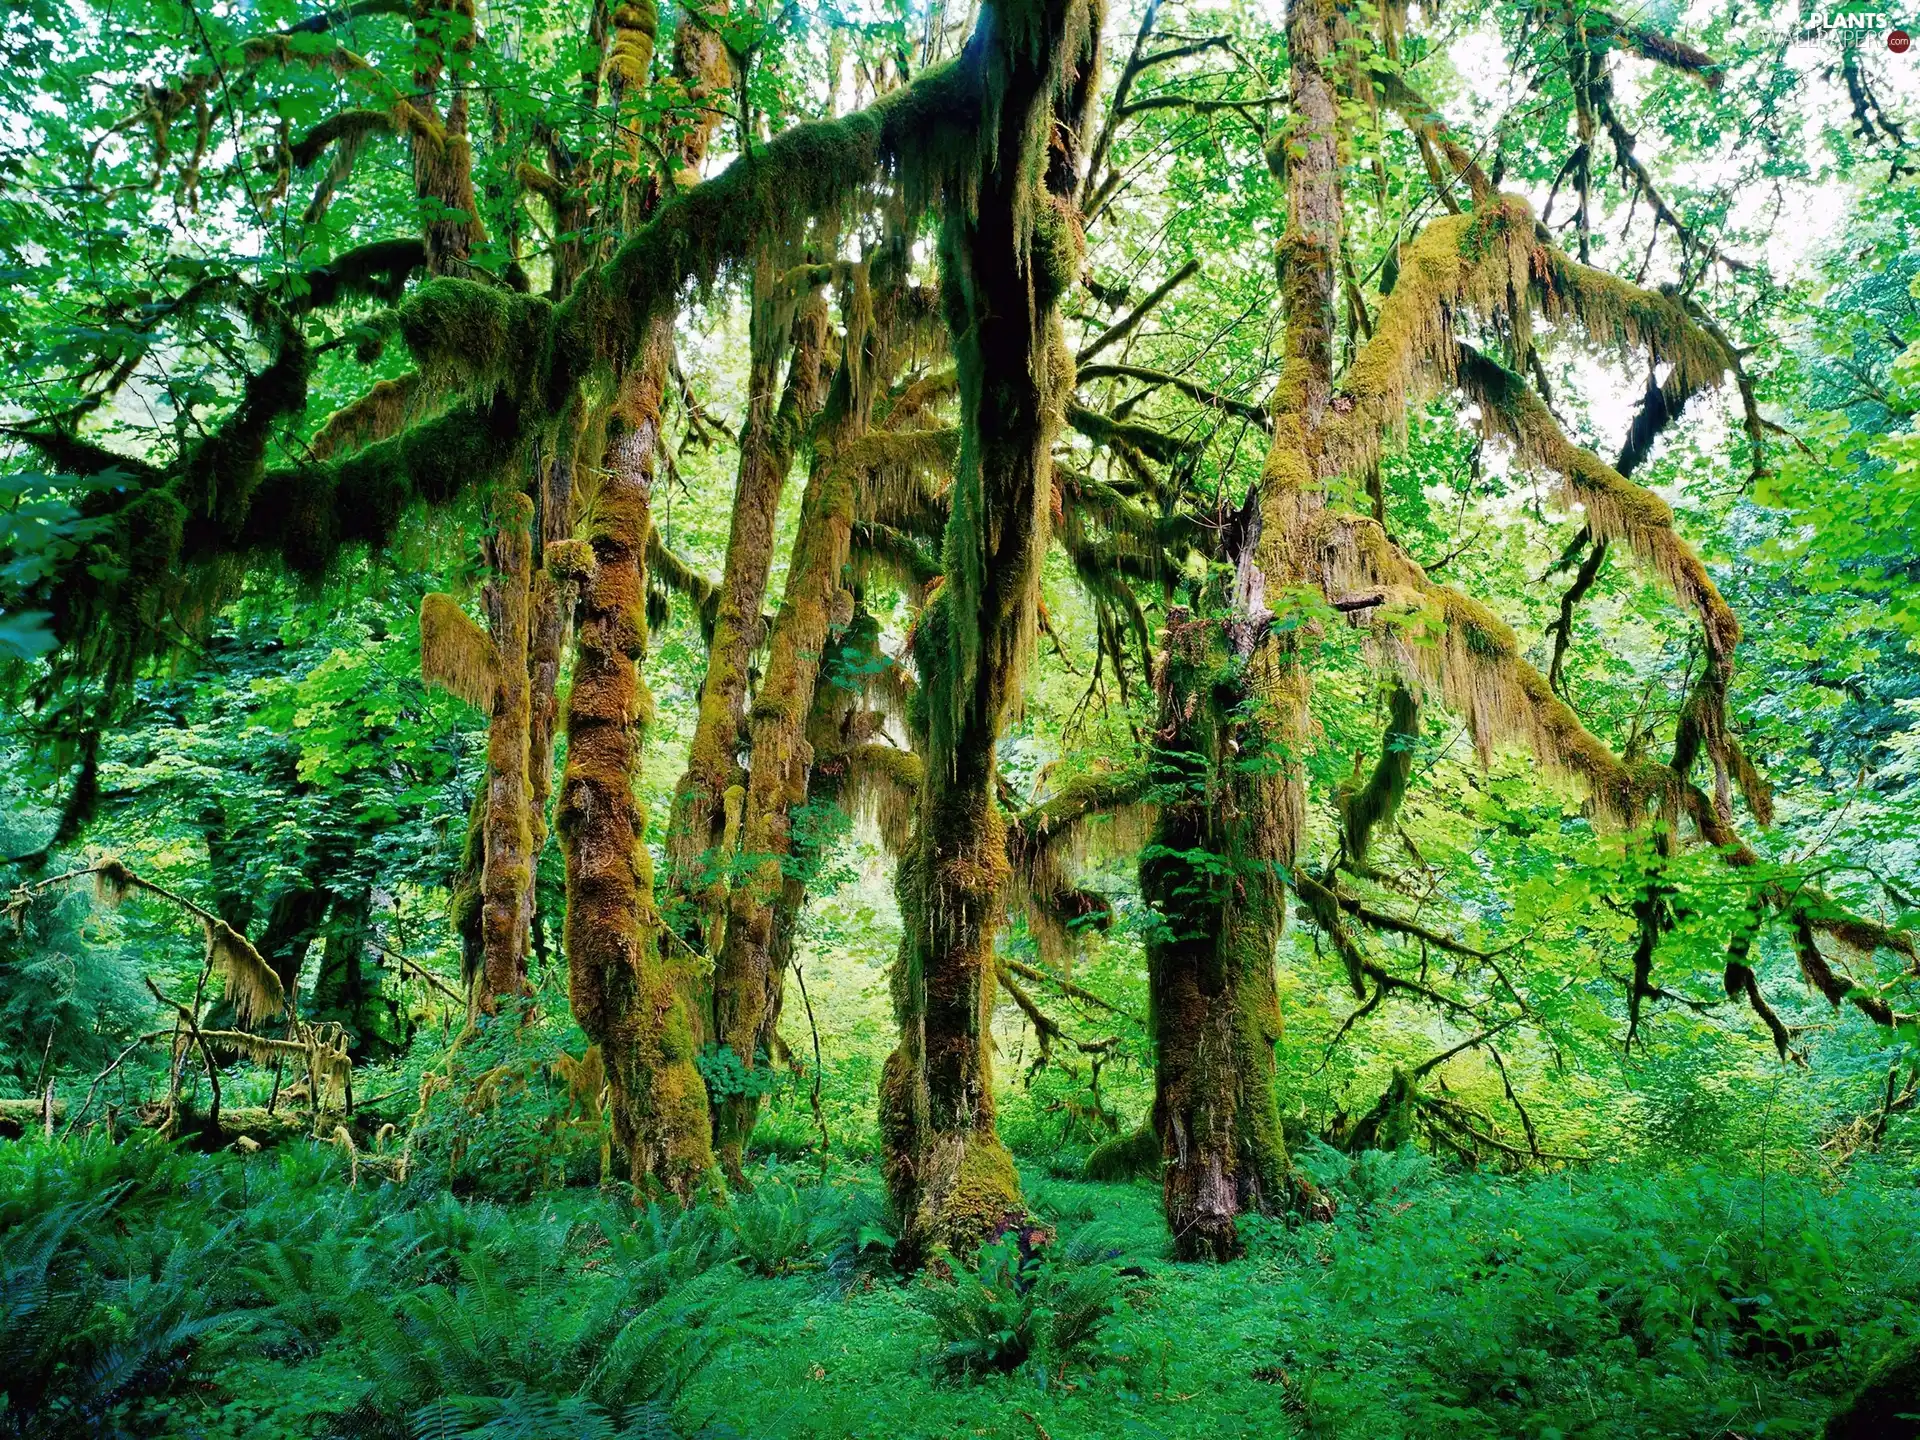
[411,0,484,275]
[881,0,1100,1259]
[559,325,716,1193]
[665,283,832,958]
[554,10,732,1191]
[524,416,583,972]
[478,491,535,1004]
[705,267,906,1174]
[1145,0,1338,1257]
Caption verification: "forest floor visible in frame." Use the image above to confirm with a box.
[4,1133,1915,1439]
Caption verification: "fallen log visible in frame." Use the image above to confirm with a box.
[0,1096,332,1149]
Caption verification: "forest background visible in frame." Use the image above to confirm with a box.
[1,0,1919,1433]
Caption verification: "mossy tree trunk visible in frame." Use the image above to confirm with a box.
[704,255,925,1174]
[410,0,484,276]
[554,7,733,1193]
[558,328,716,1194]
[1142,607,1289,1259]
[703,369,861,1175]
[1142,0,1339,1258]
[664,282,832,959]
[523,421,581,963]
[881,0,1101,1260]
[477,490,535,1005]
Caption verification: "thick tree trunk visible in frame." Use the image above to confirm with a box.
[309,886,405,1056]
[1142,610,1288,1259]
[558,325,715,1195]
[1144,0,1339,1256]
[553,10,731,1194]
[478,490,535,1005]
[257,882,331,998]
[881,0,1098,1259]
[664,285,832,957]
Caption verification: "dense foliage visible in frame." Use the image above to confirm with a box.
[3,0,1919,1431]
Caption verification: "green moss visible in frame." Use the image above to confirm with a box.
[1083,1123,1160,1181]
[937,1135,1024,1252]
[398,278,552,402]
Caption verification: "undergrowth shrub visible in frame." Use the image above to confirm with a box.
[399,1005,609,1199]
[327,1217,741,1439]
[919,1225,1139,1378]
[1249,1163,1920,1438]
[1,1189,235,1438]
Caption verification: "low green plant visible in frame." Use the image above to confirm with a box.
[327,1243,740,1438]
[919,1225,1135,1378]
[0,1192,235,1439]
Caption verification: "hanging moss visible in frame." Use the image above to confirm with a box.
[1006,766,1151,964]
[1316,509,1655,824]
[1339,684,1420,868]
[310,374,427,459]
[418,592,498,709]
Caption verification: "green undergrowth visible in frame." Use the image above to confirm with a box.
[0,1132,1915,1438]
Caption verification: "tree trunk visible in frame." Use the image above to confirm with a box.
[881,0,1099,1259]
[554,8,732,1195]
[1142,608,1288,1260]
[710,599,884,1172]
[478,490,535,1006]
[411,0,483,276]
[257,883,331,998]
[523,435,575,970]
[309,886,404,1057]
[1143,0,1339,1256]
[559,325,715,1195]
[699,330,881,1176]
[665,283,832,958]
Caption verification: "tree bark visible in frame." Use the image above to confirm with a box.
[523,424,580,963]
[410,0,484,275]
[704,267,915,1175]
[1142,608,1289,1259]
[555,8,732,1194]
[476,490,536,1005]
[309,885,405,1056]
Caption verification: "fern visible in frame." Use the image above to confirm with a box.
[921,1226,1139,1378]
